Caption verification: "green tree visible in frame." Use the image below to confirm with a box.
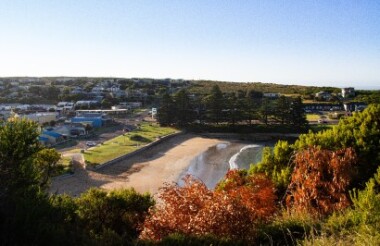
[157,93,175,126]
[250,140,294,197]
[173,89,195,126]
[260,98,274,125]
[290,96,308,128]
[0,118,64,245]
[76,188,154,242]
[244,93,261,126]
[45,85,61,100]
[204,85,224,124]
[101,98,112,109]
[275,96,291,125]
[294,104,380,188]
[0,118,43,199]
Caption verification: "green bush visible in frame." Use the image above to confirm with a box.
[256,210,319,245]
[130,134,151,143]
[249,140,294,197]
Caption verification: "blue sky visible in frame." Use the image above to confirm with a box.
[0,1,379,88]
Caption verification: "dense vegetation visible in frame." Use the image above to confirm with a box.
[1,104,380,245]
[188,80,340,95]
[0,119,154,245]
[157,85,308,132]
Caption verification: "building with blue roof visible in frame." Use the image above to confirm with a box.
[71,113,111,128]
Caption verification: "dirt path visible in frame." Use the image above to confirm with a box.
[50,134,223,197]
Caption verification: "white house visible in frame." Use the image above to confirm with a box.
[57,102,75,112]
[342,87,355,98]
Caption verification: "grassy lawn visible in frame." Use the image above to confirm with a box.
[55,151,78,175]
[306,114,321,121]
[309,124,334,132]
[83,123,177,166]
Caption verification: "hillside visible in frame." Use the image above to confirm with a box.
[188,80,341,95]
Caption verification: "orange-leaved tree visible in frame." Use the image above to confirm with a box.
[140,170,277,241]
[286,147,357,216]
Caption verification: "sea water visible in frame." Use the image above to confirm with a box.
[179,141,264,189]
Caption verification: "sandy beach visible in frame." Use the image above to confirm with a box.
[50,134,224,196]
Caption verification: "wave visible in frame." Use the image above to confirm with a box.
[179,142,263,189]
[229,145,263,170]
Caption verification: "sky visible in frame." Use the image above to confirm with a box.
[0,0,379,88]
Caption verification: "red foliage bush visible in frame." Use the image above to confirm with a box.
[286,147,357,216]
[140,171,277,241]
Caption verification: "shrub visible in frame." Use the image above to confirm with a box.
[286,147,357,216]
[140,171,277,242]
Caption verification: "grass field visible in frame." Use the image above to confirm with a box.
[306,114,321,121]
[53,156,73,176]
[83,123,177,166]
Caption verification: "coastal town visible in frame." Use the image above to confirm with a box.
[2,1,380,244]
[0,77,370,152]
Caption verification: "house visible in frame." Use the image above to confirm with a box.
[304,103,343,112]
[107,84,121,93]
[38,136,50,146]
[342,87,355,98]
[315,91,332,100]
[71,113,109,128]
[40,130,65,145]
[126,102,142,109]
[56,102,75,112]
[111,90,126,98]
[75,100,99,109]
[22,112,58,124]
[54,124,86,137]
[71,86,85,95]
[91,86,105,94]
[263,93,280,98]
[343,102,366,112]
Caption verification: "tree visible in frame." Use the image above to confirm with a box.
[275,96,291,125]
[204,85,224,124]
[101,98,112,109]
[294,104,380,187]
[0,118,63,245]
[290,96,308,128]
[0,118,43,200]
[45,85,61,100]
[250,140,294,197]
[76,188,154,241]
[157,93,175,126]
[173,89,195,126]
[259,98,273,125]
[244,93,261,126]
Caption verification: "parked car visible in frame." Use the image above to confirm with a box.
[86,141,97,147]
[318,119,327,124]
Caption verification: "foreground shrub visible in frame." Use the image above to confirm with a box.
[140,171,277,242]
[256,210,319,245]
[76,188,154,242]
[309,167,380,245]
[286,147,357,216]
[249,140,294,198]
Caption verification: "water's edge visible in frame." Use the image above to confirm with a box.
[178,140,267,189]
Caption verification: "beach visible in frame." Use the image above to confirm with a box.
[50,134,225,196]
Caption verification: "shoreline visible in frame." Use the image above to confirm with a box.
[50,133,280,197]
[50,134,223,196]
